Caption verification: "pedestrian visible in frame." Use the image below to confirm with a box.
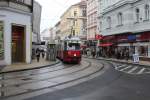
[92,49,96,58]
[125,50,129,61]
[36,48,40,62]
[41,49,45,58]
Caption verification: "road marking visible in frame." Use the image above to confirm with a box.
[116,65,126,68]
[127,66,138,73]
[120,66,132,71]
[137,68,146,74]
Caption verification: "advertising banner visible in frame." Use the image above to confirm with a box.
[0,21,4,60]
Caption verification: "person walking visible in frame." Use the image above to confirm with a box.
[41,49,45,58]
[36,48,40,62]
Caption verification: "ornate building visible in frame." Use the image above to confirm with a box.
[99,0,150,60]
[60,1,87,41]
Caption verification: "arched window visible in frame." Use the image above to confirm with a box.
[107,17,111,28]
[145,5,149,20]
[136,8,140,22]
[118,12,123,25]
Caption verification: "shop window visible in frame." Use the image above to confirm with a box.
[138,46,148,56]
[0,21,4,60]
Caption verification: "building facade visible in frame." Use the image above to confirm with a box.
[41,29,50,44]
[55,21,61,41]
[99,0,150,60]
[87,0,98,40]
[32,1,42,44]
[60,1,87,40]
[0,0,33,65]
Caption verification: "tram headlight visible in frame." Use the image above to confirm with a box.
[74,54,77,57]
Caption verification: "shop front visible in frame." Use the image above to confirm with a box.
[116,32,150,61]
[0,9,32,65]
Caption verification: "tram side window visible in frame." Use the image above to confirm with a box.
[64,42,67,51]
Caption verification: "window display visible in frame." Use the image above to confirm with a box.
[0,21,4,60]
[138,46,148,57]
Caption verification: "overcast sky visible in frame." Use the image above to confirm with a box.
[35,0,81,32]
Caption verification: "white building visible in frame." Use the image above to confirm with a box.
[32,1,42,44]
[99,0,150,60]
[0,0,33,65]
[87,0,98,40]
[41,29,50,44]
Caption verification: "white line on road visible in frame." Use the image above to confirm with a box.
[137,68,146,74]
[127,66,138,73]
[119,66,132,71]
[116,65,126,69]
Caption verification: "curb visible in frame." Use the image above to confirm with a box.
[83,56,150,68]
[0,60,61,74]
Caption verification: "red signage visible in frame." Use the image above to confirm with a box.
[95,34,103,40]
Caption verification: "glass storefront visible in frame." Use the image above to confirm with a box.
[138,46,148,57]
[0,21,4,60]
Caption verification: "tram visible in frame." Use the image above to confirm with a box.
[56,37,81,63]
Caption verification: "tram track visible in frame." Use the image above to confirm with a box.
[0,61,91,87]
[0,59,104,99]
[0,63,78,80]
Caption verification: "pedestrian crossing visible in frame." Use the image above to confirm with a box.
[113,63,150,75]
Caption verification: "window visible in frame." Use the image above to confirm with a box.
[74,11,77,17]
[138,46,148,56]
[118,12,123,25]
[16,0,24,3]
[136,8,140,22]
[82,8,86,17]
[145,5,149,20]
[107,17,111,29]
[0,21,4,60]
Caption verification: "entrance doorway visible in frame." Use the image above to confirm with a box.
[12,25,25,63]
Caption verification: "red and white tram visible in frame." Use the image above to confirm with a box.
[56,37,81,63]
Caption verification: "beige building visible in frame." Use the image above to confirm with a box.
[60,1,87,40]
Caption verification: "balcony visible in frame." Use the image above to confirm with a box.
[0,0,33,13]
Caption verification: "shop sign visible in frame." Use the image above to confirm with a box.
[128,35,136,41]
[0,21,4,60]
[95,34,103,40]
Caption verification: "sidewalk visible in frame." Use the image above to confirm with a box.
[0,58,59,73]
[83,55,150,67]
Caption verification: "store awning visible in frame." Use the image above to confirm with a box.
[98,43,113,47]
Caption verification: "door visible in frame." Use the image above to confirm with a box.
[12,25,25,63]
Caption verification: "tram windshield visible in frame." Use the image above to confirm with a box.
[67,43,80,50]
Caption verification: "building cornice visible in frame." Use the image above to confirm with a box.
[101,0,140,15]
[0,7,32,16]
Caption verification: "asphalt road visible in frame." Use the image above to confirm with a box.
[26,59,150,100]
